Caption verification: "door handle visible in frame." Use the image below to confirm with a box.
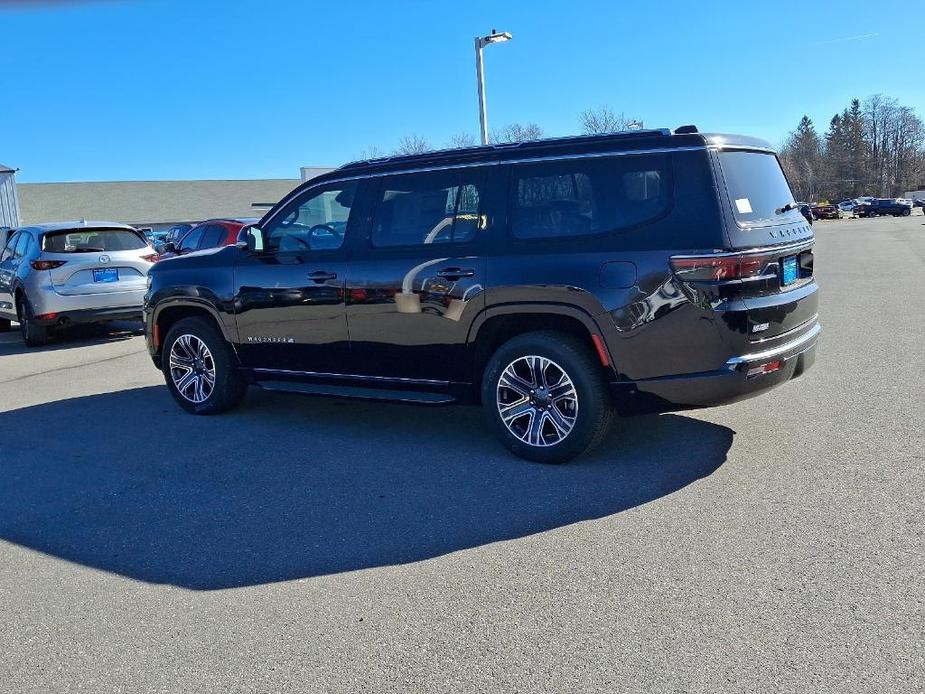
[436,267,475,279]
[308,271,337,283]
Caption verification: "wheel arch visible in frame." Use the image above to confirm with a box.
[467,304,616,396]
[151,299,235,363]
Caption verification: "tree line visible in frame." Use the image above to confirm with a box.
[359,105,644,158]
[779,95,925,203]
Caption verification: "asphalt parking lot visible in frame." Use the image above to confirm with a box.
[1,214,923,693]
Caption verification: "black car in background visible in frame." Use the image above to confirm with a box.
[144,128,819,463]
[855,199,912,217]
[797,203,814,225]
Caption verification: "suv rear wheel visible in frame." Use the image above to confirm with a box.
[481,331,613,463]
[162,317,247,414]
[17,295,49,347]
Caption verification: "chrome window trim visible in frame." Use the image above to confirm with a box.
[670,238,814,258]
[262,145,709,229]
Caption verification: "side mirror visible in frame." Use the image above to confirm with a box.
[244,226,265,252]
[162,242,177,254]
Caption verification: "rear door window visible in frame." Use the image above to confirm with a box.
[510,155,672,239]
[1,233,19,261]
[42,229,147,253]
[371,170,485,247]
[198,224,227,250]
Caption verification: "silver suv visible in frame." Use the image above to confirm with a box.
[0,221,157,346]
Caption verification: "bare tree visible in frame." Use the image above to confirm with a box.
[358,145,386,160]
[490,122,544,144]
[446,132,477,148]
[579,105,637,135]
[393,134,431,155]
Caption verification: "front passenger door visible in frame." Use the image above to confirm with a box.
[233,181,361,373]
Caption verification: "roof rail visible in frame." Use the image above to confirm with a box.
[339,128,674,170]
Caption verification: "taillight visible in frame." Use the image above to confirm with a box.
[141,253,159,263]
[30,259,67,271]
[669,253,771,281]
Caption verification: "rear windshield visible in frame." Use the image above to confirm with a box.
[717,151,804,228]
[42,228,147,253]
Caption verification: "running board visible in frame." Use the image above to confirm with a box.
[255,380,457,405]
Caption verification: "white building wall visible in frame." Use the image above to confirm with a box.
[0,169,21,228]
[300,166,336,182]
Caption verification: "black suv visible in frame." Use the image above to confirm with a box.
[144,128,819,463]
[855,199,912,217]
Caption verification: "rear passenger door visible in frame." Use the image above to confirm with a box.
[344,167,495,382]
[0,232,21,317]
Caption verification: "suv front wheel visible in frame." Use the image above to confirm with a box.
[162,316,247,414]
[482,331,614,463]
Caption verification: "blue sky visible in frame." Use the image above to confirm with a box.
[2,0,916,182]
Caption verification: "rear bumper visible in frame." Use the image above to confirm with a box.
[613,322,820,408]
[32,305,143,327]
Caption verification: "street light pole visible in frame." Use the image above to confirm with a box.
[474,30,512,146]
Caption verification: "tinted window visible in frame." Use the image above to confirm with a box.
[511,155,671,239]
[42,229,147,253]
[264,183,356,253]
[1,233,19,262]
[178,226,205,253]
[372,170,484,247]
[198,224,227,249]
[718,151,803,227]
[14,233,30,258]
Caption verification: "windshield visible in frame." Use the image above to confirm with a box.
[718,151,804,227]
[42,228,147,253]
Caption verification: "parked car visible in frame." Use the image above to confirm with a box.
[810,202,840,220]
[144,128,819,463]
[855,198,912,217]
[0,221,158,346]
[161,223,197,249]
[797,203,814,225]
[158,218,259,259]
[913,199,924,208]
[837,200,858,214]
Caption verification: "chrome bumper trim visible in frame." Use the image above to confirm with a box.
[725,322,821,367]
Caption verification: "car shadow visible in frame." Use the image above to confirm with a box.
[0,321,142,356]
[0,386,734,590]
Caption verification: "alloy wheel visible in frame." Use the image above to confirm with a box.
[169,334,216,404]
[496,355,578,447]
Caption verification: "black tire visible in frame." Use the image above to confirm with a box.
[17,295,49,347]
[481,330,614,464]
[162,316,247,415]
[902,208,911,216]
[0,317,10,333]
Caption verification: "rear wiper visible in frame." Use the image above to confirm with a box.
[775,202,799,215]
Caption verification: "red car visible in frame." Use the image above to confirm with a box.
[159,218,259,259]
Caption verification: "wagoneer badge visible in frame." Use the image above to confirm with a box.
[247,336,296,343]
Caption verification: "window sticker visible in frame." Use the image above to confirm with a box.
[735,198,753,214]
